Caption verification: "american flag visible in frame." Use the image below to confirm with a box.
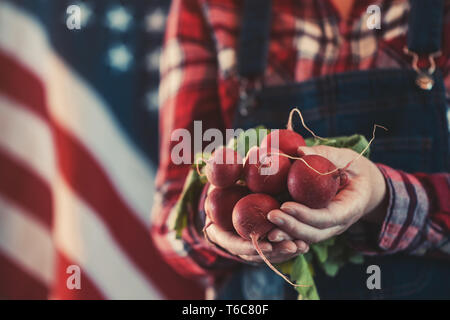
[0,0,203,299]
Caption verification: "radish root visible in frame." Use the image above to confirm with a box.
[251,234,309,288]
[195,157,208,177]
[265,124,387,176]
[287,108,328,141]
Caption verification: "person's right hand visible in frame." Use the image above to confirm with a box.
[204,215,310,264]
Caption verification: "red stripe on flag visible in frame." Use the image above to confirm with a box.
[0,50,204,299]
[0,251,48,299]
[0,149,52,227]
[54,124,204,299]
[51,251,105,300]
[0,51,49,120]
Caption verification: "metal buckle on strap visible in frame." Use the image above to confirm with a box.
[238,78,262,116]
[403,47,442,91]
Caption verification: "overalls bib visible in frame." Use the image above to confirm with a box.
[217,0,450,299]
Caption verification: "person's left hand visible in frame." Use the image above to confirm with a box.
[266,145,389,245]
[204,184,310,264]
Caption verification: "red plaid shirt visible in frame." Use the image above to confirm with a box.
[151,0,450,284]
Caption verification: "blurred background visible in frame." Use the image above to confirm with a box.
[0,0,204,299]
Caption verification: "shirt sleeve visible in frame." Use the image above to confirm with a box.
[150,0,238,284]
[349,164,450,257]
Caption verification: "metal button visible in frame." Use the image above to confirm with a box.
[416,73,434,91]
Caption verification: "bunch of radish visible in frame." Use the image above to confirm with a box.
[201,108,378,287]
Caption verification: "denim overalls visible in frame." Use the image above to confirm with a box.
[217,0,450,299]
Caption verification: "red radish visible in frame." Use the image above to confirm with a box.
[232,194,307,287]
[287,154,345,209]
[204,185,248,231]
[260,129,306,157]
[243,147,291,195]
[232,193,278,241]
[205,147,243,188]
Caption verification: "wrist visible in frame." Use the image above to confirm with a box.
[363,162,389,224]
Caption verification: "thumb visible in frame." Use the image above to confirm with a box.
[297,146,318,157]
[298,145,357,168]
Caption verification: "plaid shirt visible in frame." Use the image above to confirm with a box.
[151,0,450,283]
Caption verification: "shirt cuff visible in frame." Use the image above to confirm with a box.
[348,164,430,255]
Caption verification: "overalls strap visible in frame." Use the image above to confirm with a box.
[237,0,272,79]
[407,0,444,54]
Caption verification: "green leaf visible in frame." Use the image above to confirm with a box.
[349,252,364,265]
[234,126,270,157]
[291,255,320,300]
[276,259,295,275]
[171,170,207,238]
[303,251,314,263]
[192,152,211,170]
[321,237,336,246]
[320,260,341,277]
[311,242,328,264]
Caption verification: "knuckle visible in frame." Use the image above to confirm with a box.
[284,216,298,231]
[286,223,300,238]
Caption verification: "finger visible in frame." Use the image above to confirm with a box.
[297,146,316,157]
[323,175,369,223]
[239,240,298,263]
[207,224,272,255]
[272,240,298,254]
[238,254,264,262]
[297,145,332,157]
[294,240,309,253]
[267,210,343,244]
[267,229,293,242]
[298,145,356,168]
[267,230,310,253]
[279,176,368,229]
[240,241,299,263]
[279,203,344,229]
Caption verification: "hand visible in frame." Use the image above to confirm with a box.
[267,145,388,245]
[204,217,309,263]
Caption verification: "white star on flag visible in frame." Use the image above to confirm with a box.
[145,8,166,32]
[107,44,133,71]
[106,6,132,32]
[146,90,160,110]
[146,48,161,71]
[77,1,93,27]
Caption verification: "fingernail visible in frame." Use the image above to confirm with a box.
[273,234,284,242]
[282,248,295,254]
[270,217,284,225]
[280,204,293,214]
[298,244,309,253]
